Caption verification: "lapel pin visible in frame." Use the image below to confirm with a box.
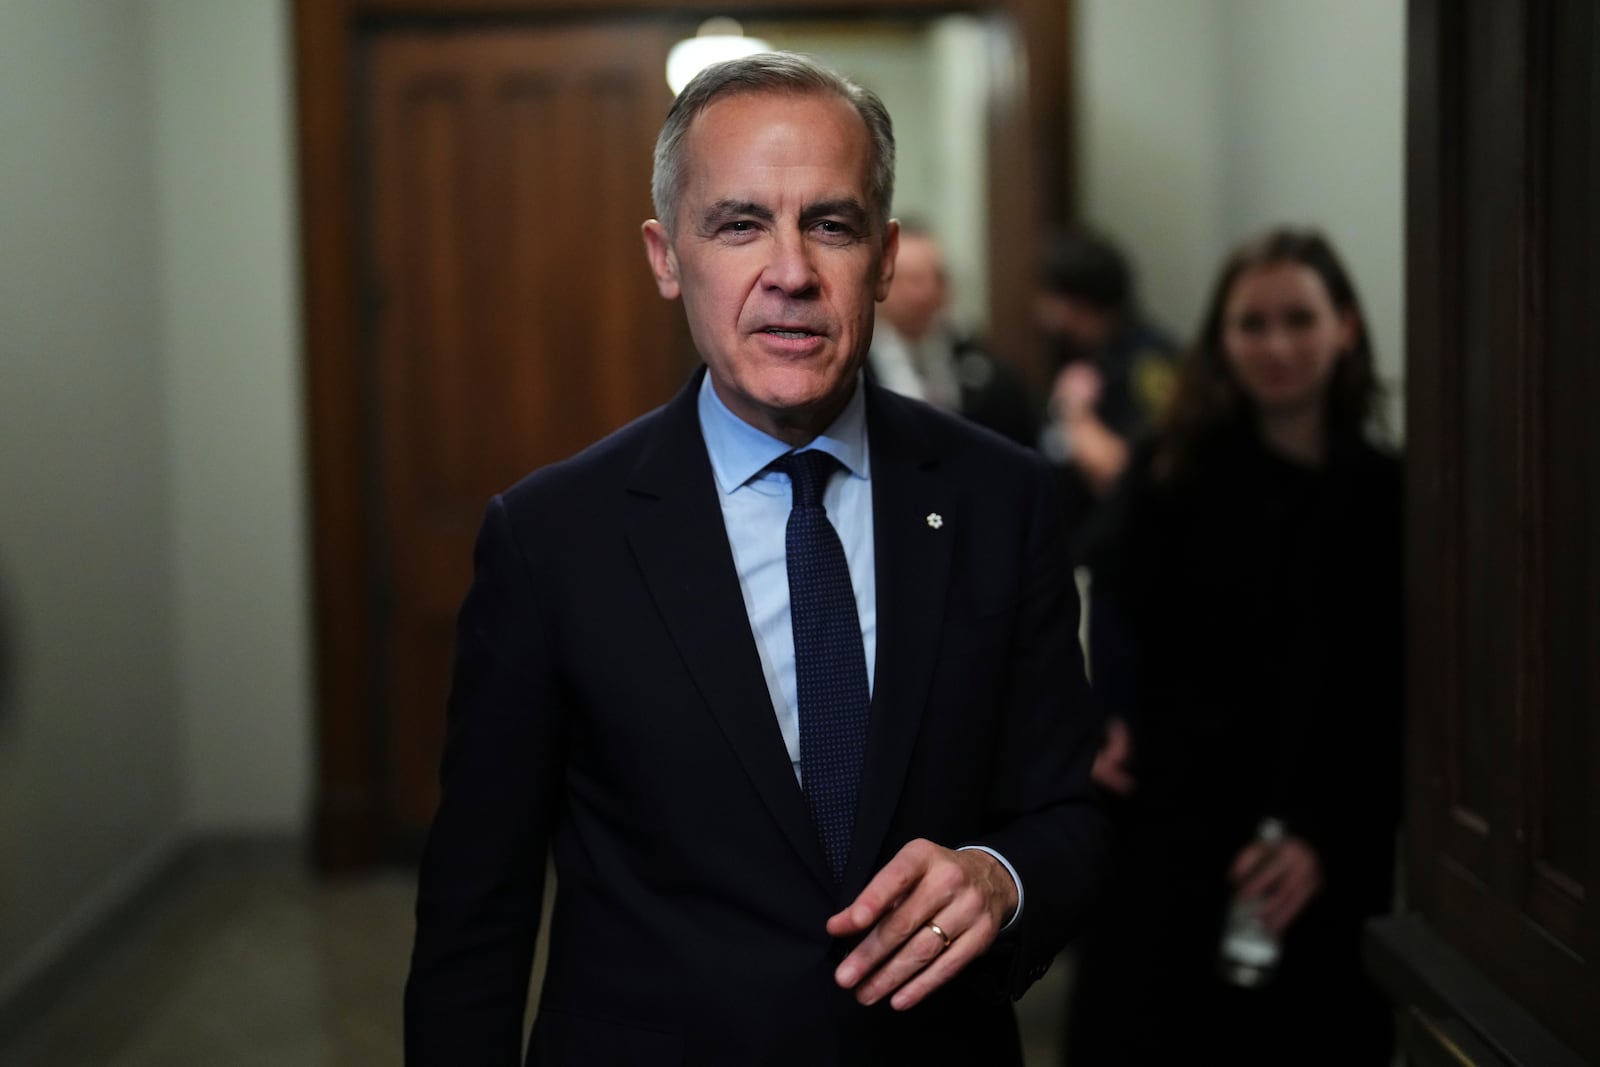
[925,513,944,529]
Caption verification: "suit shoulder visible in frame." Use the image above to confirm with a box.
[498,402,665,512]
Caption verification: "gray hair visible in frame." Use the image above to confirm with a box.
[650,51,896,236]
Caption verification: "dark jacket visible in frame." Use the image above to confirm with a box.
[405,369,1104,1066]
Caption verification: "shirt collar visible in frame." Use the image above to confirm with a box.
[697,369,871,493]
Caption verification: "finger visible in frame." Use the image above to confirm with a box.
[826,840,936,937]
[1092,761,1136,795]
[1238,855,1280,900]
[1255,848,1314,902]
[1261,861,1321,932]
[1229,842,1268,886]
[854,893,993,1007]
[844,850,1013,1004]
[887,918,999,1011]
[1260,876,1311,934]
[1106,719,1133,760]
[852,910,977,1006]
[835,855,965,989]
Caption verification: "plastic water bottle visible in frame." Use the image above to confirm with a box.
[1217,817,1286,988]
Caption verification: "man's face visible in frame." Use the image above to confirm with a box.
[643,91,897,444]
[1034,291,1114,362]
[879,232,947,343]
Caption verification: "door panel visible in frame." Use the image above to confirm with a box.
[1370,2,1600,1063]
[366,24,690,841]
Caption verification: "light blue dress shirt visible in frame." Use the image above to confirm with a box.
[697,371,876,782]
[695,372,1023,925]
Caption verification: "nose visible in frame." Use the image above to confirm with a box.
[762,227,819,297]
[1260,323,1294,361]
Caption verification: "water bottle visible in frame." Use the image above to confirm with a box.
[1217,817,1286,988]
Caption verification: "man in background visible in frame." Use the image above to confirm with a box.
[1036,229,1177,551]
[868,220,1038,448]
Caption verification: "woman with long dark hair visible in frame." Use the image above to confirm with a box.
[1063,228,1403,1066]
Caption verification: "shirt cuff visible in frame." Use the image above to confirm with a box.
[957,845,1023,931]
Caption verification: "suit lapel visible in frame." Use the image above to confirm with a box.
[624,370,834,893]
[846,385,955,891]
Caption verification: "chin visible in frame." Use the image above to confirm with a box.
[1252,389,1325,418]
[757,365,851,405]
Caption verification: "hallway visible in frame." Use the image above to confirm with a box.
[1,844,1073,1066]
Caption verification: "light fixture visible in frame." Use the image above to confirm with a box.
[666,18,773,95]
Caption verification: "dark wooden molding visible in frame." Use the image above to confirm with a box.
[294,0,383,870]
[1367,916,1590,1067]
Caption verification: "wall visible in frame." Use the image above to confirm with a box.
[1218,0,1407,426]
[0,0,185,1006]
[1075,0,1229,339]
[147,0,311,833]
[1077,0,1406,427]
[0,0,311,1011]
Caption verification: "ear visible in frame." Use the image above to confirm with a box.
[641,219,680,300]
[875,218,900,302]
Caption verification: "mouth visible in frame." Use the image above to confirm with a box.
[760,325,824,341]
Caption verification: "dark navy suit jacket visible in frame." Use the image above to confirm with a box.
[404,368,1103,1066]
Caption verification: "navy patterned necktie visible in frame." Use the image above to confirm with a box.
[777,449,870,884]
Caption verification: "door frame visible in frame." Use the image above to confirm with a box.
[292,0,1076,869]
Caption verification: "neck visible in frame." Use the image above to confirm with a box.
[1256,403,1326,466]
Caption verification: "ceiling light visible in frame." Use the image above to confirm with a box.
[666,18,773,95]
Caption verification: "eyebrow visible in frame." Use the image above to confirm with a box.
[700,200,774,230]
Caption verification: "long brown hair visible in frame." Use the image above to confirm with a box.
[1156,227,1384,479]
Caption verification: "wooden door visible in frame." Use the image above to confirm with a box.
[365,24,692,847]
[1367,2,1599,1063]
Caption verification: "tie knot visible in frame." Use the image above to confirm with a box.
[778,450,840,509]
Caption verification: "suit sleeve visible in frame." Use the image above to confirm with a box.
[973,455,1106,999]
[404,495,565,1065]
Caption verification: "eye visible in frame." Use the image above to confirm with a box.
[812,219,859,243]
[1233,312,1266,335]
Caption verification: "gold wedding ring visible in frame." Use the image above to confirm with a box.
[925,922,951,951]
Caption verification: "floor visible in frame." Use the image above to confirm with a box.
[2,845,1074,1066]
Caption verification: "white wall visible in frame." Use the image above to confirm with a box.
[1077,0,1406,428]
[1075,0,1229,338]
[1219,0,1407,427]
[147,0,311,832]
[927,16,993,331]
[0,0,310,1008]
[0,0,185,1004]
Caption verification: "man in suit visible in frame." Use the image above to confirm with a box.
[867,220,1040,448]
[404,52,1102,1066]
[1035,228,1178,558]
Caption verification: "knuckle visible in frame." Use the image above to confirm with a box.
[929,860,965,895]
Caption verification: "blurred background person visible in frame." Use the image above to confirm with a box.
[868,219,1038,447]
[1062,227,1403,1067]
[1036,228,1177,555]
